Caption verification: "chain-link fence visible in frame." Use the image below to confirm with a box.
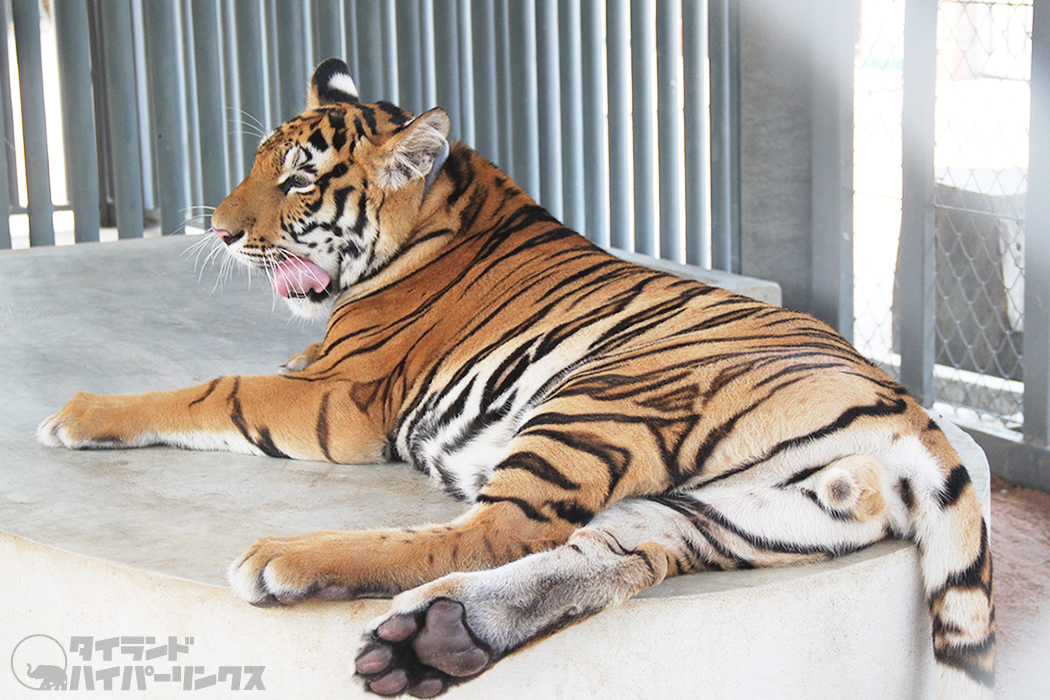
[854,0,1031,433]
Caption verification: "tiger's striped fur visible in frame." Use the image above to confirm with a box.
[38,59,993,697]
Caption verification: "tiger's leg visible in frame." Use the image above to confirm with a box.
[353,454,895,697]
[37,374,387,463]
[226,417,665,606]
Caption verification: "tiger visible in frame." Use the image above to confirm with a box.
[38,58,993,698]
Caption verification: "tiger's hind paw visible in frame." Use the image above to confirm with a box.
[356,599,492,697]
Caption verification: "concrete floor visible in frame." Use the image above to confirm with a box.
[989,475,1050,699]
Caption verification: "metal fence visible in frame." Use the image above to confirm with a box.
[0,0,741,272]
[853,0,1050,488]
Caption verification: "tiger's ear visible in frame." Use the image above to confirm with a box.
[374,108,451,190]
[308,58,359,108]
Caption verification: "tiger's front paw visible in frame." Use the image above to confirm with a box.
[228,533,381,607]
[356,598,493,697]
[280,341,323,374]
[37,392,151,449]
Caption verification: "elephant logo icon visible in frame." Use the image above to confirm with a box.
[10,634,68,690]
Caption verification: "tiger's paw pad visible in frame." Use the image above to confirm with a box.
[356,599,492,697]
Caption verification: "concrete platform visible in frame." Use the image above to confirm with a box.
[0,236,987,698]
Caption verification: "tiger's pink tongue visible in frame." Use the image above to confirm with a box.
[272,257,331,297]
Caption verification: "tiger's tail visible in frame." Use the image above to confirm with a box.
[910,450,995,698]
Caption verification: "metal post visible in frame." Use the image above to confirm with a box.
[898,0,937,405]
[11,0,54,245]
[683,0,709,267]
[144,0,191,236]
[631,0,656,256]
[433,0,462,141]
[356,1,383,101]
[54,0,100,243]
[397,0,424,114]
[1025,0,1050,446]
[312,0,344,67]
[0,83,8,246]
[581,0,608,245]
[382,0,400,103]
[0,0,16,210]
[810,0,858,340]
[455,0,474,146]
[98,0,145,239]
[536,0,563,218]
[494,0,512,171]
[274,1,307,120]
[420,0,437,108]
[606,0,631,250]
[470,0,498,158]
[345,0,360,79]
[557,0,585,233]
[233,0,268,175]
[708,0,740,272]
[507,0,539,198]
[656,0,683,263]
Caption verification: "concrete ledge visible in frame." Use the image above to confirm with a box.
[2,533,933,699]
[1,238,980,698]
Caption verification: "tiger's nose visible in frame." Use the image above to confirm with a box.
[214,228,245,246]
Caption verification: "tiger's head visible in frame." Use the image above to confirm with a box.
[211,58,451,319]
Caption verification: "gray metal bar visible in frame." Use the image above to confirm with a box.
[312,0,344,67]
[495,0,513,172]
[456,0,474,146]
[967,424,1050,493]
[1025,0,1050,446]
[682,0,708,266]
[557,0,584,233]
[471,0,498,160]
[181,0,203,209]
[810,0,858,340]
[98,0,145,239]
[0,68,8,246]
[344,0,359,79]
[356,1,383,101]
[606,0,631,250]
[420,0,437,108]
[507,0,539,198]
[0,0,16,210]
[275,0,307,119]
[433,0,462,141]
[220,0,243,183]
[631,0,655,256]
[898,0,937,405]
[656,0,683,262]
[382,0,400,101]
[708,0,740,272]
[536,0,562,218]
[12,0,54,245]
[144,0,191,236]
[580,0,607,245]
[130,0,155,214]
[234,0,268,176]
[54,0,100,243]
[397,0,424,113]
